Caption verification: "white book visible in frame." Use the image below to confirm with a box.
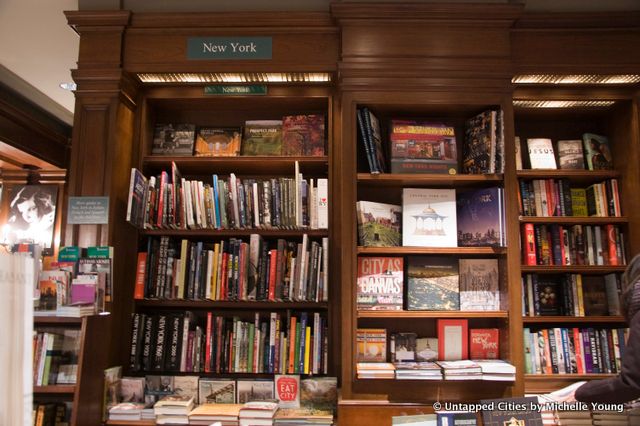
[230,173,240,228]
[402,188,457,247]
[295,161,302,228]
[317,178,329,229]
[585,225,595,265]
[594,226,604,265]
[198,181,207,228]
[309,179,317,230]
[527,138,557,169]
[253,182,260,228]
[515,136,523,170]
[180,313,191,371]
[181,178,193,228]
[298,234,309,300]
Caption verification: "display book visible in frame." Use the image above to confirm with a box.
[356,107,504,175]
[519,133,613,171]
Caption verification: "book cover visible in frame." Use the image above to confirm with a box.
[582,276,608,316]
[194,127,241,157]
[126,168,148,228]
[535,277,561,315]
[120,377,145,403]
[469,328,499,359]
[282,114,325,156]
[198,379,236,404]
[415,338,438,362]
[456,187,504,247]
[527,138,557,169]
[363,107,386,173]
[389,120,457,175]
[241,120,283,156]
[236,380,274,404]
[300,377,337,412]
[406,256,459,311]
[480,397,543,426]
[459,258,500,311]
[356,256,403,310]
[402,188,457,247]
[390,332,417,362]
[275,375,300,409]
[583,133,614,170]
[463,110,496,174]
[570,188,588,217]
[152,124,195,156]
[356,201,401,247]
[557,139,585,170]
[173,376,198,401]
[437,319,468,361]
[356,328,387,362]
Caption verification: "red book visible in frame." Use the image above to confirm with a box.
[134,252,147,299]
[573,328,584,374]
[469,328,499,359]
[437,319,468,361]
[268,249,278,301]
[542,329,553,374]
[523,223,537,265]
[288,315,297,374]
[606,224,618,266]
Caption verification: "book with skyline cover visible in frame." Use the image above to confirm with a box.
[357,256,403,310]
[456,187,505,247]
[241,120,283,156]
[459,258,500,311]
[406,256,459,311]
[356,201,401,247]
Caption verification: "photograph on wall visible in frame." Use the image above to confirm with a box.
[6,184,58,252]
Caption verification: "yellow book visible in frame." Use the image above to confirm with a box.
[576,275,585,316]
[178,239,188,299]
[304,326,311,374]
[211,243,220,300]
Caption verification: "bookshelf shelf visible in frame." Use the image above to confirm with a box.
[357,173,503,187]
[520,265,627,273]
[135,300,329,310]
[143,156,329,176]
[525,373,615,379]
[141,229,329,238]
[519,216,628,225]
[33,385,76,394]
[524,373,616,392]
[106,421,155,426]
[516,169,620,183]
[522,316,626,324]
[357,246,506,255]
[33,316,83,325]
[358,310,509,319]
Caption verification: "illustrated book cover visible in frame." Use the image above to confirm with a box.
[282,114,325,156]
[389,120,457,175]
[463,110,497,174]
[236,379,274,404]
[456,187,505,247]
[241,120,283,156]
[356,328,387,362]
[469,328,499,359]
[406,256,459,311]
[275,375,300,409]
[583,133,613,170]
[151,123,196,156]
[402,188,457,247]
[356,201,401,247]
[198,379,236,404]
[357,256,403,310]
[458,258,500,311]
[194,127,241,157]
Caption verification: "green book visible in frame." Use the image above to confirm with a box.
[248,323,255,373]
[58,246,81,262]
[241,120,283,156]
[87,246,113,258]
[294,322,301,374]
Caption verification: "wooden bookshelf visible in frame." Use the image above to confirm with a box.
[141,229,329,238]
[33,385,76,394]
[357,173,503,187]
[143,156,329,176]
[520,265,627,273]
[136,300,329,310]
[519,216,628,225]
[358,246,506,255]
[358,311,509,319]
[522,316,626,324]
[34,316,83,325]
[524,374,616,393]
[516,169,620,183]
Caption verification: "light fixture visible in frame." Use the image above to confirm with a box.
[513,100,616,108]
[512,74,640,85]
[136,72,332,84]
[59,82,77,91]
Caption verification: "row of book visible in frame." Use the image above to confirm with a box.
[32,329,80,386]
[136,235,329,302]
[517,134,614,171]
[357,323,499,363]
[32,402,70,426]
[357,108,505,175]
[130,311,328,375]
[522,273,621,317]
[151,115,326,157]
[522,223,626,267]
[357,186,506,248]
[518,179,621,218]
[357,256,500,312]
[127,163,329,231]
[523,327,629,375]
[356,359,516,381]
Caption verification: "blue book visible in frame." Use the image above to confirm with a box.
[456,187,505,247]
[298,312,308,374]
[212,175,221,229]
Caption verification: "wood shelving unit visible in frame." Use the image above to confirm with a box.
[33,385,76,394]
[358,247,506,255]
[136,300,329,310]
[357,173,503,187]
[520,265,627,274]
[141,229,329,238]
[358,311,509,319]
[519,216,628,225]
[516,169,620,183]
[143,156,329,176]
[522,316,626,324]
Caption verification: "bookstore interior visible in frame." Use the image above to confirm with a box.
[2,2,640,426]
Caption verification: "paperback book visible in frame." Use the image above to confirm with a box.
[402,188,457,247]
[356,328,387,362]
[406,256,459,311]
[356,256,403,310]
[527,138,557,169]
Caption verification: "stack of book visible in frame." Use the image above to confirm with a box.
[154,395,195,425]
[554,410,592,425]
[391,414,438,425]
[273,408,333,425]
[437,360,482,380]
[238,401,279,426]
[188,403,242,425]
[591,410,630,425]
[107,402,145,422]
[393,361,443,380]
[356,362,396,379]
[474,360,516,381]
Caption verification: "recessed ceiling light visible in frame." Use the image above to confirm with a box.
[513,100,616,108]
[137,72,332,84]
[512,74,640,85]
[59,82,77,91]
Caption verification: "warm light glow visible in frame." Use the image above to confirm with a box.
[513,100,616,108]
[512,74,640,85]
[137,72,332,84]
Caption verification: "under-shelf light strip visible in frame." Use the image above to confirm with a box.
[137,72,331,83]
[512,74,640,85]
[513,100,616,108]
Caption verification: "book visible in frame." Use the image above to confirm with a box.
[469,328,499,359]
[194,127,242,157]
[275,374,300,409]
[126,168,148,228]
[356,256,403,310]
[152,124,196,156]
[120,376,145,403]
[236,379,274,404]
[282,114,325,156]
[356,201,401,247]
[173,375,198,401]
[456,187,505,247]
[239,400,279,418]
[153,394,195,416]
[389,120,457,175]
[463,110,497,174]
[402,188,457,247]
[356,328,387,362]
[571,188,588,216]
[415,337,438,362]
[527,138,557,169]
[583,133,614,170]
[406,256,459,311]
[362,107,386,173]
[458,259,500,311]
[581,275,608,316]
[557,139,585,169]
[480,397,542,425]
[188,403,242,423]
[198,379,236,404]
[392,414,438,425]
[390,332,417,362]
[437,319,468,360]
[300,377,337,413]
[242,120,283,156]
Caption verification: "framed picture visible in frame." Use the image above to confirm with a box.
[6,184,58,252]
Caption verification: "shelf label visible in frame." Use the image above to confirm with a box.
[67,196,109,224]
[187,37,272,60]
[204,85,267,95]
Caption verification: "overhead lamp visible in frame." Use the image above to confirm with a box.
[137,72,332,84]
[59,82,77,91]
[513,100,616,108]
[512,74,640,85]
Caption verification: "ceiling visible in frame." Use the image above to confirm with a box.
[1,0,639,130]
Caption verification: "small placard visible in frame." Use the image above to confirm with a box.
[187,37,272,60]
[67,196,109,224]
[204,85,267,95]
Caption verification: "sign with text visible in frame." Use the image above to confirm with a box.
[187,37,272,60]
[204,85,267,95]
[67,197,109,224]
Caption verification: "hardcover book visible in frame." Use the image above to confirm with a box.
[152,124,196,156]
[275,375,300,409]
[390,332,417,362]
[571,188,588,217]
[356,328,387,362]
[406,256,459,311]
[198,379,236,404]
[282,114,325,156]
[535,277,561,316]
[357,256,403,311]
[581,276,608,316]
[415,338,439,362]
[463,110,497,174]
[527,138,557,169]
[363,107,387,173]
[456,187,505,247]
[300,377,337,413]
[173,376,199,401]
[241,120,283,156]
[437,319,468,361]
[583,133,614,170]
[402,188,457,247]
[356,201,402,247]
[389,120,457,175]
[459,258,500,311]
[469,328,499,359]
[480,396,543,426]
[236,380,275,404]
[194,127,242,157]
[126,168,148,229]
[557,139,585,170]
